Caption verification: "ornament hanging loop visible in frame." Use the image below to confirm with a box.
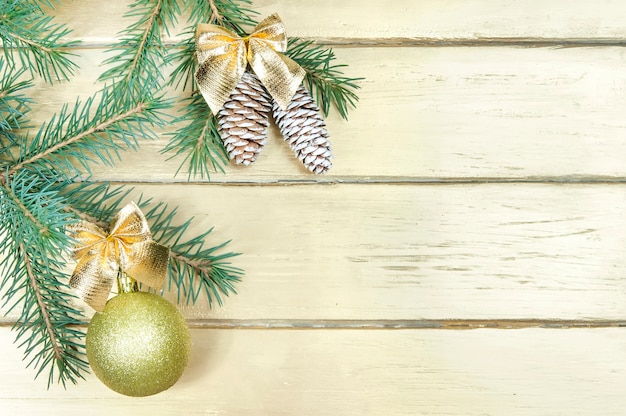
[116,270,139,294]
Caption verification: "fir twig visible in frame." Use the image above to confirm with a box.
[161,93,228,179]
[0,59,33,165]
[5,86,171,183]
[0,83,171,387]
[286,38,362,120]
[140,199,242,306]
[0,1,78,83]
[0,171,88,387]
[98,0,180,100]
[0,58,32,131]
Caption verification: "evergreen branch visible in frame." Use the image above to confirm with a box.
[207,0,222,23]
[0,58,33,131]
[5,86,171,182]
[98,0,180,100]
[24,0,61,12]
[124,1,163,83]
[0,172,88,387]
[185,0,256,34]
[59,182,134,228]
[20,240,62,366]
[0,59,33,166]
[139,199,242,306]
[10,103,146,175]
[286,38,362,120]
[161,93,228,179]
[0,1,79,83]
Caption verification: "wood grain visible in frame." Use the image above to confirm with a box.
[4,183,626,322]
[2,327,626,415]
[51,0,626,43]
[2,0,626,414]
[24,46,626,182]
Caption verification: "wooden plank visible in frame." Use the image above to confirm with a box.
[2,327,626,415]
[24,46,626,182]
[51,0,626,43]
[4,183,626,321]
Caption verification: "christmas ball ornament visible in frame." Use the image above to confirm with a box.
[86,290,191,397]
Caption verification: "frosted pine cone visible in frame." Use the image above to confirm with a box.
[272,85,332,174]
[217,71,272,166]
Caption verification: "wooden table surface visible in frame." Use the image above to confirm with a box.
[3,1,626,414]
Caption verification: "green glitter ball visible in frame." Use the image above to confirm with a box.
[86,291,191,397]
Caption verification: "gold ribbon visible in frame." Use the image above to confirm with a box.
[68,202,170,312]
[195,13,306,114]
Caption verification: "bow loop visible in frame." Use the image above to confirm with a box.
[68,202,170,312]
[195,13,305,114]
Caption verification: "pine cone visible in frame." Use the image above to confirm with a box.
[217,71,272,166]
[272,85,332,174]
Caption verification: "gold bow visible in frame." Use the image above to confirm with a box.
[195,13,306,114]
[68,202,170,312]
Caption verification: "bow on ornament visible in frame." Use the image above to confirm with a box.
[195,13,305,114]
[68,202,170,312]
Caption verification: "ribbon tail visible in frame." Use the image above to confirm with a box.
[248,39,306,110]
[195,41,247,115]
[124,241,170,290]
[70,252,118,312]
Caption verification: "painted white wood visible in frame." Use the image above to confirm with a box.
[25,46,626,182]
[52,0,626,42]
[2,327,626,415]
[2,0,626,414]
[4,183,626,321]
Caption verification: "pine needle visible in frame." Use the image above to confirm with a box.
[286,38,363,120]
[0,1,79,83]
[98,0,180,102]
[162,93,228,179]
[7,86,171,181]
[0,171,88,387]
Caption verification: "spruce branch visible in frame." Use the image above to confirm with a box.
[186,0,256,34]
[98,0,180,100]
[140,199,242,306]
[0,58,33,131]
[0,1,78,83]
[0,0,246,388]
[24,0,61,12]
[161,93,228,179]
[0,171,88,387]
[59,181,135,228]
[285,38,362,120]
[5,86,171,183]
[0,60,33,165]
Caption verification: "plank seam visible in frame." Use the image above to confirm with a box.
[184,319,626,330]
[72,177,626,186]
[67,37,626,49]
[2,319,626,330]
